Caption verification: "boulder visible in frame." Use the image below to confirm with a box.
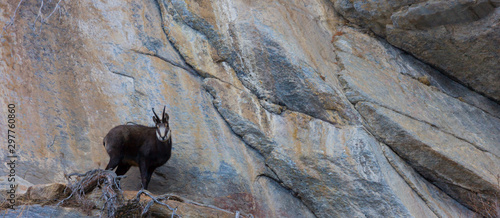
[22,183,70,203]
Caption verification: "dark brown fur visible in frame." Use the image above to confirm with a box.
[103,108,171,189]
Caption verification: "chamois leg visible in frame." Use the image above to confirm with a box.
[105,155,121,171]
[139,161,150,190]
[115,163,131,176]
[144,167,156,190]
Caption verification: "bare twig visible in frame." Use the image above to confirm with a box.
[32,0,44,28]
[32,0,64,32]
[43,0,63,23]
[1,0,64,39]
[134,189,180,217]
[0,0,25,39]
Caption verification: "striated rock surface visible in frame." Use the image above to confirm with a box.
[334,27,500,215]
[332,0,500,102]
[1,0,498,217]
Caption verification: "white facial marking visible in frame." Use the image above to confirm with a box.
[156,131,162,141]
[159,126,167,137]
[156,126,170,142]
[166,129,171,140]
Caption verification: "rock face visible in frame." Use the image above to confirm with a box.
[5,182,246,217]
[3,205,92,218]
[332,0,500,102]
[0,0,498,217]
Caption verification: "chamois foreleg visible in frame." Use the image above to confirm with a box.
[139,160,150,189]
[105,155,121,171]
[145,167,156,189]
[115,163,131,176]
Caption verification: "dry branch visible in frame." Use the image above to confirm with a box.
[133,189,180,218]
[0,0,25,38]
[51,169,251,217]
[1,0,64,39]
[57,169,180,217]
[58,169,125,217]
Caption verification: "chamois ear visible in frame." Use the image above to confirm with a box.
[152,107,160,124]
[164,112,169,122]
[162,106,169,122]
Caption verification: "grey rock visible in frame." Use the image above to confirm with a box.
[205,77,413,217]
[0,0,493,216]
[334,26,499,214]
[164,0,361,126]
[357,101,500,210]
[381,144,478,218]
[3,205,93,218]
[332,0,500,102]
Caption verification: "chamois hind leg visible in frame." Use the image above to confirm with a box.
[115,163,131,176]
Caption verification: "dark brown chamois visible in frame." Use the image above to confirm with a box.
[103,106,172,189]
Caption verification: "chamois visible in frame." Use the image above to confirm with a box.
[103,106,172,189]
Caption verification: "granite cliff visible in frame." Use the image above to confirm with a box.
[1,0,499,217]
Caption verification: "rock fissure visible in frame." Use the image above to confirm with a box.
[110,71,135,81]
[256,174,295,199]
[203,75,356,216]
[361,100,495,157]
[335,32,500,120]
[154,0,251,89]
[262,163,289,193]
[338,57,500,176]
[201,78,302,211]
[353,100,500,213]
[256,173,319,218]
[337,70,497,158]
[164,0,213,40]
[129,48,199,77]
[404,73,500,120]
[398,29,500,106]
[107,70,145,96]
[152,0,211,79]
[159,0,359,127]
[203,90,320,216]
[381,144,447,218]
[47,135,57,148]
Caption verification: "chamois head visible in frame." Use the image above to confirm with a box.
[152,106,171,142]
